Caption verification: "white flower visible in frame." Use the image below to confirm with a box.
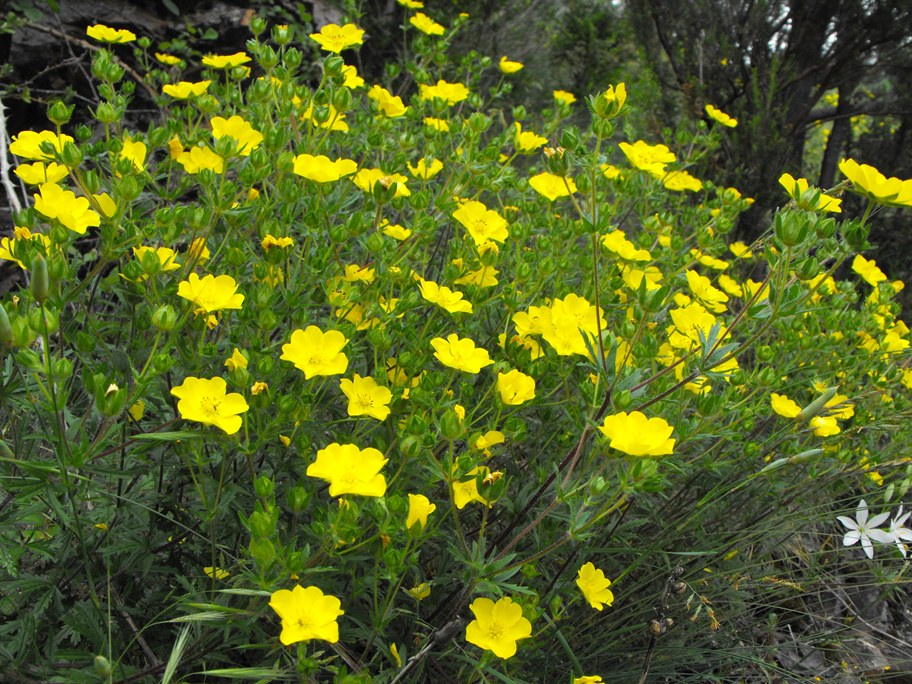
[887,505,912,557]
[836,499,892,559]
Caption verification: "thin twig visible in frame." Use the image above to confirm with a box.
[0,95,24,215]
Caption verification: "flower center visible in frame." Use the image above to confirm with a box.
[200,396,222,417]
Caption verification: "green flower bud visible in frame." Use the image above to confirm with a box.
[257,355,274,375]
[0,303,12,348]
[31,255,49,304]
[47,100,74,125]
[278,395,296,414]
[333,86,353,113]
[51,356,73,380]
[11,317,34,347]
[94,101,119,124]
[258,45,279,70]
[60,141,83,168]
[613,390,633,410]
[152,304,177,331]
[399,434,423,459]
[439,408,464,440]
[94,655,113,677]
[288,486,309,512]
[324,55,344,75]
[248,510,273,539]
[255,475,274,500]
[152,353,173,373]
[773,211,809,247]
[249,15,267,36]
[284,47,302,69]
[798,387,837,422]
[17,349,43,371]
[74,330,95,353]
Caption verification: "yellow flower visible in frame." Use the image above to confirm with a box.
[407,157,444,179]
[301,102,349,131]
[10,130,74,162]
[663,170,703,192]
[498,56,524,74]
[211,116,263,156]
[594,83,626,117]
[722,243,751,263]
[14,161,69,185]
[417,277,473,314]
[839,158,912,207]
[717,274,743,297]
[309,23,365,52]
[177,273,244,314]
[465,597,532,659]
[250,381,268,396]
[430,334,493,373]
[770,392,801,418]
[128,400,144,421]
[705,104,738,128]
[529,172,577,201]
[496,369,536,405]
[293,154,357,183]
[86,24,136,43]
[201,52,251,69]
[261,235,294,251]
[406,582,431,600]
[353,168,410,197]
[574,677,604,684]
[424,116,450,132]
[601,230,651,261]
[340,64,364,89]
[419,79,469,105]
[225,348,248,371]
[170,376,249,435]
[406,493,437,531]
[341,264,373,283]
[381,221,412,240]
[553,90,577,105]
[598,411,675,457]
[619,140,676,176]
[540,294,605,357]
[306,442,387,497]
[852,254,887,287]
[339,374,393,420]
[119,138,147,172]
[390,643,402,668]
[269,584,344,645]
[280,326,349,379]
[409,12,445,35]
[176,146,224,174]
[33,183,100,234]
[778,172,842,213]
[810,415,840,437]
[576,562,614,610]
[368,85,409,117]
[452,466,491,508]
[473,430,505,457]
[513,122,548,153]
[686,270,729,313]
[162,80,211,99]
[155,52,182,65]
[132,245,180,277]
[454,265,499,288]
[203,566,229,580]
[452,200,509,245]
[187,237,210,263]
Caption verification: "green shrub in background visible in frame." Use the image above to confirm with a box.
[2,3,912,682]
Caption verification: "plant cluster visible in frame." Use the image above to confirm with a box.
[2,2,912,682]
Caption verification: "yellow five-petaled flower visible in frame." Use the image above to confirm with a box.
[269,584,344,645]
[465,596,532,659]
[170,376,249,435]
